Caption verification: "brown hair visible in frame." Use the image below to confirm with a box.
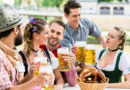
[64,0,81,15]
[114,27,127,51]
[50,20,65,30]
[24,17,47,57]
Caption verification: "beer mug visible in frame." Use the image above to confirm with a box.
[57,47,71,71]
[33,57,47,77]
[75,41,86,62]
[39,64,54,90]
[85,44,96,66]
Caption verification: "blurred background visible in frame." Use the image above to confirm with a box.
[0,0,130,53]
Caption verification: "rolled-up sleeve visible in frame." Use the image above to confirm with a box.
[64,65,77,87]
[119,53,130,75]
[84,19,101,38]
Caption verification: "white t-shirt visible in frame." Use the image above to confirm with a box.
[96,48,130,75]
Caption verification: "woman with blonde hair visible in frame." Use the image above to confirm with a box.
[96,27,130,88]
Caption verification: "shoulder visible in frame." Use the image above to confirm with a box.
[119,51,130,67]
[80,18,92,24]
[48,51,55,58]
[18,52,23,62]
[0,49,7,62]
[96,47,104,55]
[96,47,105,60]
[119,52,130,74]
[120,52,130,61]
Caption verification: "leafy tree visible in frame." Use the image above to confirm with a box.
[41,0,67,8]
[14,0,21,6]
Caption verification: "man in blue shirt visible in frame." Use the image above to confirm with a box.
[60,0,107,49]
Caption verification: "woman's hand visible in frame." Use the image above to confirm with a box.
[54,84,63,90]
[28,62,40,77]
[48,74,55,86]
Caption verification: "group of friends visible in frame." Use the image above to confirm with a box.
[0,0,130,90]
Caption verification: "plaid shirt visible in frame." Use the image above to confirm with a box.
[0,49,18,90]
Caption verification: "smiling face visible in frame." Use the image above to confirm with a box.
[48,22,64,46]
[36,24,49,45]
[65,8,81,30]
[106,29,122,49]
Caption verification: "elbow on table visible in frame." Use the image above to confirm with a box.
[68,82,76,87]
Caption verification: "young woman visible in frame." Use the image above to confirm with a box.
[96,27,130,88]
[19,17,64,90]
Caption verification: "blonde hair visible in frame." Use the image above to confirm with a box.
[114,27,127,51]
[24,17,47,57]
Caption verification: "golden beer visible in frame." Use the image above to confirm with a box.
[41,85,54,90]
[58,47,71,71]
[33,57,47,77]
[39,64,54,90]
[85,45,96,66]
[75,41,86,62]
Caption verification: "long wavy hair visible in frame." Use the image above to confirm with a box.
[24,17,47,57]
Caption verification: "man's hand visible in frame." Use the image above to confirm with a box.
[71,45,77,55]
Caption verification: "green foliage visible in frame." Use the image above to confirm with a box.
[87,36,100,44]
[0,0,3,4]
[41,0,67,7]
[14,0,21,6]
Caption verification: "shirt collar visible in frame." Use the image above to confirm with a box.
[39,45,47,49]
[66,21,84,35]
[39,44,61,51]
[0,40,18,59]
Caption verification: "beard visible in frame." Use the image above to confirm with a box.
[48,38,59,46]
[15,34,23,46]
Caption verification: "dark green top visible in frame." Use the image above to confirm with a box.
[98,49,123,83]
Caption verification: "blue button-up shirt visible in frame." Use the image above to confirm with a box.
[60,18,101,49]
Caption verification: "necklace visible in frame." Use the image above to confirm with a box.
[30,47,39,56]
[108,48,119,52]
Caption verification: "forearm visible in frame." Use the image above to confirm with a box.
[6,77,37,90]
[98,35,107,48]
[106,81,130,89]
[18,73,32,84]
[54,69,64,88]
[101,40,107,48]
[55,79,64,88]
[65,65,77,87]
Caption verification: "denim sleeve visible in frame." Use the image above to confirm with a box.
[84,19,101,38]
[60,35,72,50]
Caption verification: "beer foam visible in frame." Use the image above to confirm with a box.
[39,65,53,74]
[57,47,69,54]
[34,57,47,64]
[75,41,86,47]
[85,44,96,50]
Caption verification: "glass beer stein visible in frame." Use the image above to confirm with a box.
[39,64,54,90]
[85,44,96,66]
[75,41,86,62]
[57,47,71,71]
[33,57,47,77]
